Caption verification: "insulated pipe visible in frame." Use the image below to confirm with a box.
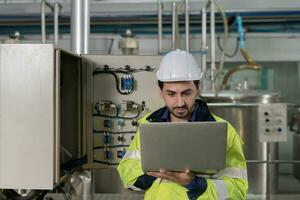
[158,0,163,54]
[201,8,207,90]
[172,2,176,50]
[210,0,216,91]
[71,0,89,54]
[185,0,190,52]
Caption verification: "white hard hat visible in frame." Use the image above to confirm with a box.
[157,49,202,82]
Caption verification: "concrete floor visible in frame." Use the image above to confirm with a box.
[38,174,300,200]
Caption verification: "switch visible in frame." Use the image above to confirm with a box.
[104,119,113,129]
[264,112,269,116]
[104,149,112,160]
[117,150,126,158]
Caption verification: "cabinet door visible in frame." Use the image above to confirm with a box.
[0,44,56,190]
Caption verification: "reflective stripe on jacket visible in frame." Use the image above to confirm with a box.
[117,100,248,200]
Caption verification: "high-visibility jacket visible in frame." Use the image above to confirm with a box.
[117,100,248,200]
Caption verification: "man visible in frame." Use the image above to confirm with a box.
[117,49,248,200]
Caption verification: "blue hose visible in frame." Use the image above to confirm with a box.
[237,16,245,49]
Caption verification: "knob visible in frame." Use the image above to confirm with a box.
[264,112,269,116]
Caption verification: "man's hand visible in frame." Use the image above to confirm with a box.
[148,169,195,185]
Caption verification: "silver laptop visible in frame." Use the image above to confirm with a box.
[140,122,227,174]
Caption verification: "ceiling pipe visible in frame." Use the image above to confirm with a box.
[71,0,90,54]
[158,0,163,54]
[185,0,190,52]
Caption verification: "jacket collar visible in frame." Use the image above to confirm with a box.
[146,99,215,122]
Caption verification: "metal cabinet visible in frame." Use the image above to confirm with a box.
[0,44,82,190]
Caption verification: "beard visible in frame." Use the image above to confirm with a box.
[169,104,194,120]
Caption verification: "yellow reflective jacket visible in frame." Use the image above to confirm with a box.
[117,100,248,200]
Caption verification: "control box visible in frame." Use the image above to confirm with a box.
[258,103,287,142]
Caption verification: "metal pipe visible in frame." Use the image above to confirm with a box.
[185,0,190,52]
[266,143,271,200]
[83,0,90,54]
[201,8,207,90]
[172,2,176,50]
[41,1,46,43]
[71,0,83,54]
[210,0,216,91]
[158,0,163,54]
[54,3,59,46]
[41,0,53,43]
[246,160,300,164]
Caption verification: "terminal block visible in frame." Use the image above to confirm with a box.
[117,119,125,128]
[97,100,116,111]
[121,74,134,92]
[103,132,111,145]
[121,100,138,111]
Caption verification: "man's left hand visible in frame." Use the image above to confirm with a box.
[148,169,195,185]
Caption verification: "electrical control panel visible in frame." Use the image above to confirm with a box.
[93,100,142,165]
[258,103,287,142]
[83,54,164,168]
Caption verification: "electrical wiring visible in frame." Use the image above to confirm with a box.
[61,155,87,172]
[93,103,141,119]
[117,108,141,119]
[93,130,136,134]
[93,65,155,95]
[93,160,119,166]
[93,144,129,150]
[93,111,119,118]
[116,65,156,73]
[57,184,70,200]
[93,111,140,119]
[93,69,133,95]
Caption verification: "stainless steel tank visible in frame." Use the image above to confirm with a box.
[290,110,300,182]
[294,133,300,182]
[202,91,280,194]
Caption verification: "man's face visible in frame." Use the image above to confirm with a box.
[160,81,199,122]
